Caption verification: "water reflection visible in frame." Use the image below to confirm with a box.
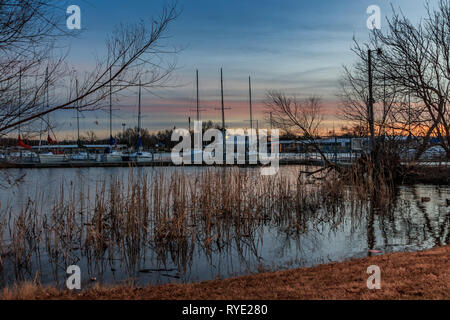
[0,167,448,288]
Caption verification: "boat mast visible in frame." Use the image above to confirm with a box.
[47,68,50,139]
[196,69,200,122]
[249,76,253,130]
[221,68,226,162]
[109,68,113,144]
[39,68,48,152]
[18,69,21,138]
[138,79,142,151]
[76,79,80,143]
[38,99,43,151]
[220,68,225,134]
[270,112,273,131]
[18,69,22,157]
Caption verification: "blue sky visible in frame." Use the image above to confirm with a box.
[56,0,430,139]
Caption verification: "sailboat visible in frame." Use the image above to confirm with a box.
[103,69,124,162]
[191,69,205,162]
[69,79,95,162]
[123,80,153,162]
[39,69,66,164]
[12,69,37,162]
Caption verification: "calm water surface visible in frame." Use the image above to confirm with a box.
[0,166,448,288]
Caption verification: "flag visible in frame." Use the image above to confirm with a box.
[47,135,57,145]
[17,135,31,150]
[109,135,116,146]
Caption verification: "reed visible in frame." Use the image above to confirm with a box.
[0,166,395,287]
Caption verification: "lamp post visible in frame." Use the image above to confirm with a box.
[121,123,127,146]
[367,48,382,152]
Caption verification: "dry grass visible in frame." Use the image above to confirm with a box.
[1,245,448,300]
[0,167,367,282]
[1,167,446,298]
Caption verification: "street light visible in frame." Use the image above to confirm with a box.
[368,48,382,152]
[122,123,126,145]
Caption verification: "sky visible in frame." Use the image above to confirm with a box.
[54,0,430,140]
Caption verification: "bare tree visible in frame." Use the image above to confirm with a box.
[0,1,180,136]
[266,91,336,169]
[0,0,70,134]
[340,0,450,161]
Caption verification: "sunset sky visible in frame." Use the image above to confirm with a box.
[56,0,429,139]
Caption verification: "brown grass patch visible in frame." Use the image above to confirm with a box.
[2,245,448,300]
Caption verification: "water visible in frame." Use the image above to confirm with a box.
[0,166,448,288]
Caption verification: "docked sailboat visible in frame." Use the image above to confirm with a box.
[68,79,90,162]
[103,149,124,162]
[39,152,66,163]
[122,80,153,163]
[36,69,66,164]
[103,69,124,162]
[129,151,153,162]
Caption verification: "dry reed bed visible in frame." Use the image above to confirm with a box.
[0,167,393,286]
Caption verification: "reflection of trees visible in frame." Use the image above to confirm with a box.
[0,168,449,287]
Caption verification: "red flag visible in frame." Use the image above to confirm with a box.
[47,135,57,145]
[17,135,31,150]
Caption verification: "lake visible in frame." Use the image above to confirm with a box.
[0,166,448,289]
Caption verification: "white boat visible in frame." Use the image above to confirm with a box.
[39,152,66,164]
[100,150,124,162]
[131,151,153,162]
[9,151,38,158]
[70,152,88,161]
[70,152,97,161]
[7,151,39,163]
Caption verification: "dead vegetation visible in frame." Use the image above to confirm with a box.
[1,245,448,300]
[0,167,447,293]
[0,167,391,285]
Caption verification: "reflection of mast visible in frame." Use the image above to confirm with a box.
[367,203,375,255]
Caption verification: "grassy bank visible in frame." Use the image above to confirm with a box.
[2,245,448,300]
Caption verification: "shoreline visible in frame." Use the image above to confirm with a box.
[2,245,448,300]
[1,161,448,184]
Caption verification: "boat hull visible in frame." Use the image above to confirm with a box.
[39,154,66,164]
